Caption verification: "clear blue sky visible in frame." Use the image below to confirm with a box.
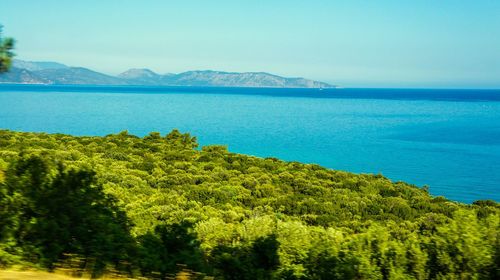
[1,0,499,88]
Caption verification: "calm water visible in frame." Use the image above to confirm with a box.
[1,85,499,203]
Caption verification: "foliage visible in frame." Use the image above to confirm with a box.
[0,129,498,279]
[0,25,15,73]
[0,155,133,276]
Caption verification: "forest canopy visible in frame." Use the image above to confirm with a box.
[0,129,498,279]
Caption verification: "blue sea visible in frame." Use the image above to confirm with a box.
[0,85,499,203]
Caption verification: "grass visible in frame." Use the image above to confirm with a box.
[0,269,201,279]
[0,269,136,280]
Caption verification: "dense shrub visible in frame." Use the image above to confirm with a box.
[0,129,498,279]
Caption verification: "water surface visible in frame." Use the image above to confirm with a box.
[1,85,499,203]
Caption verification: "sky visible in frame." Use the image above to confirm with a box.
[1,0,499,88]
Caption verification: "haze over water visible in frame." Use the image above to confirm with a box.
[1,85,499,203]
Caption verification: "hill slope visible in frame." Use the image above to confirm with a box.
[158,70,333,88]
[117,68,169,85]
[0,129,498,279]
[35,67,128,85]
[12,59,68,71]
[0,67,48,84]
[1,59,336,88]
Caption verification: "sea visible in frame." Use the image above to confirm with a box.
[0,85,499,203]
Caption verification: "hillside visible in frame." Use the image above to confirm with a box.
[1,60,335,88]
[12,59,68,71]
[34,67,128,85]
[0,67,48,84]
[155,70,333,88]
[0,130,498,279]
[117,68,169,85]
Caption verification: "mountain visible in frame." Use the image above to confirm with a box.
[119,69,334,88]
[12,59,68,71]
[159,70,333,88]
[35,67,127,85]
[1,59,336,88]
[0,67,48,84]
[117,68,170,85]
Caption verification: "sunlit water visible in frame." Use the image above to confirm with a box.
[1,85,499,203]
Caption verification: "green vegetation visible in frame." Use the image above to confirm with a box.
[0,129,498,279]
[0,25,15,73]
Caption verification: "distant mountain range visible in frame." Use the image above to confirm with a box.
[0,59,335,88]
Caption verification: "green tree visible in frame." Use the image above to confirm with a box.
[211,234,280,280]
[4,155,134,276]
[137,222,205,278]
[0,129,499,278]
[0,25,15,73]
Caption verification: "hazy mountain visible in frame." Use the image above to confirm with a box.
[118,68,160,80]
[117,68,170,85]
[163,70,333,88]
[35,67,128,85]
[12,59,68,71]
[120,69,334,88]
[0,67,48,84]
[2,60,336,88]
